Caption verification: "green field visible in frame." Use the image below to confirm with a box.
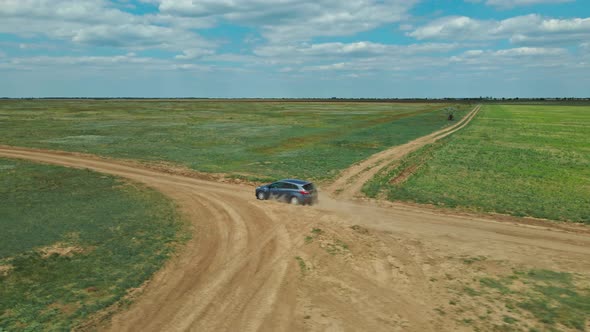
[450,258,590,332]
[364,104,590,223]
[0,100,471,329]
[0,100,469,181]
[0,158,186,330]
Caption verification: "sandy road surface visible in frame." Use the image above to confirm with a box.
[1,113,589,331]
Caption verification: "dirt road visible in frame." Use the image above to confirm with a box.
[1,107,589,330]
[327,104,481,199]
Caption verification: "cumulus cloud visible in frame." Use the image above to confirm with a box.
[175,48,216,60]
[12,54,154,66]
[290,45,574,74]
[468,0,574,9]
[0,53,219,73]
[0,0,129,27]
[409,16,489,40]
[297,53,453,73]
[0,0,213,52]
[409,14,590,46]
[71,24,182,48]
[0,0,587,97]
[250,42,464,73]
[494,47,566,56]
[450,47,570,69]
[152,0,418,42]
[255,41,460,59]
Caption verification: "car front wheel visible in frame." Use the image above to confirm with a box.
[257,191,267,200]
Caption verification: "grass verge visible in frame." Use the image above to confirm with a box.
[476,269,588,331]
[440,257,590,332]
[0,158,187,330]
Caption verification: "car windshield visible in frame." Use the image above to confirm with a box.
[303,183,315,191]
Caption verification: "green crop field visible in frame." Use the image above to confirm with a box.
[0,100,470,181]
[0,158,187,330]
[364,104,590,223]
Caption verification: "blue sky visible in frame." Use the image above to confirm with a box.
[0,0,589,97]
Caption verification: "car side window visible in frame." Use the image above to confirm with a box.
[270,182,297,189]
[303,183,315,191]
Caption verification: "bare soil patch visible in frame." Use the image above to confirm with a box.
[0,264,13,277]
[38,243,86,258]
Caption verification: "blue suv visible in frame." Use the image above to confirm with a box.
[255,179,318,205]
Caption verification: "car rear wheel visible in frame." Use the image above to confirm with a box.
[289,196,300,205]
[257,191,266,200]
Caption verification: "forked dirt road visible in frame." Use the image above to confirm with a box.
[1,106,589,331]
[327,104,481,199]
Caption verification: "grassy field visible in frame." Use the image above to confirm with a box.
[447,257,590,332]
[364,104,590,223]
[0,100,470,181]
[0,158,187,330]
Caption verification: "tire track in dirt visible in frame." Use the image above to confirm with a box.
[2,122,590,332]
[0,147,296,332]
[327,105,481,199]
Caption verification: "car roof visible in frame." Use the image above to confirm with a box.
[279,179,311,185]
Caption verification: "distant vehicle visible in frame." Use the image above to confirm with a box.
[255,179,318,205]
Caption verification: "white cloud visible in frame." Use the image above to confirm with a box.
[145,13,215,30]
[463,50,485,56]
[304,62,349,71]
[244,41,464,74]
[0,53,219,73]
[494,47,566,56]
[409,14,590,46]
[71,24,183,48]
[409,16,489,40]
[483,0,573,9]
[0,0,587,97]
[255,41,460,59]
[262,43,462,73]
[0,0,127,25]
[153,0,418,42]
[17,42,57,50]
[399,24,414,31]
[450,47,570,69]
[0,0,214,52]
[175,48,215,60]
[0,52,258,74]
[9,54,160,67]
[297,53,451,73]
[270,45,576,77]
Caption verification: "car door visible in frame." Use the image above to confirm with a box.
[268,182,282,200]
[284,183,298,198]
[276,182,292,200]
